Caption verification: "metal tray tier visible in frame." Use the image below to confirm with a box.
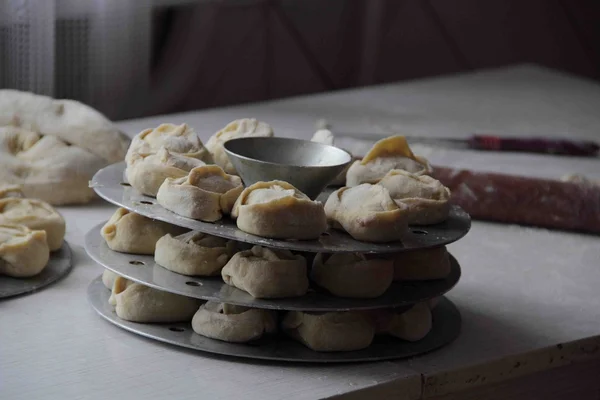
[88,275,461,363]
[91,162,471,254]
[85,224,461,312]
[0,241,73,299]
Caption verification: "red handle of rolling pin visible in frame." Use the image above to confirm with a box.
[468,135,600,157]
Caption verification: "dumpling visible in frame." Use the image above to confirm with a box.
[126,147,207,197]
[0,185,23,199]
[0,127,108,205]
[125,123,212,164]
[377,170,451,225]
[0,224,49,278]
[324,184,409,242]
[109,276,202,323]
[102,269,119,289]
[0,198,65,251]
[205,118,273,174]
[310,129,353,186]
[231,181,327,240]
[387,303,432,342]
[391,246,451,281]
[191,301,277,343]
[311,253,393,298]
[346,136,431,186]
[155,231,236,276]
[101,208,186,255]
[282,311,375,352]
[156,165,243,222]
[221,246,308,298]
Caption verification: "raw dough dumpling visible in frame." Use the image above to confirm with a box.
[0,89,129,164]
[324,184,409,242]
[222,246,309,298]
[125,123,212,164]
[157,165,243,221]
[310,129,353,186]
[0,185,23,199]
[0,127,107,205]
[206,118,274,174]
[155,231,236,276]
[192,302,277,343]
[391,246,451,281]
[377,170,451,225]
[346,136,431,186]
[231,181,327,240]
[109,276,201,323]
[282,311,375,352]
[102,269,119,289]
[387,303,432,341]
[126,147,207,197]
[311,253,393,298]
[0,224,49,278]
[0,198,65,251]
[101,208,186,254]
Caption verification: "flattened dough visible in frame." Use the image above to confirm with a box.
[346,136,431,186]
[0,224,49,278]
[155,231,236,276]
[282,311,375,352]
[391,246,451,281]
[110,276,201,323]
[377,170,451,225]
[324,184,409,242]
[0,89,129,163]
[157,165,243,221]
[0,198,65,251]
[101,208,186,254]
[222,246,308,298]
[311,253,393,298]
[0,127,107,204]
[192,302,277,343]
[206,118,274,174]
[232,181,327,240]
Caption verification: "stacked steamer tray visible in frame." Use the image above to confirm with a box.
[84,127,470,363]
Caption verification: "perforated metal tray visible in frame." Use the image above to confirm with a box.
[90,162,471,254]
[87,275,461,363]
[0,241,73,299]
[85,224,460,311]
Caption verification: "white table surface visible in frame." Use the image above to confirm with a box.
[2,64,600,400]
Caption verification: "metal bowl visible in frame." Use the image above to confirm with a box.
[223,137,352,199]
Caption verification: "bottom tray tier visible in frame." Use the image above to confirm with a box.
[87,276,461,363]
[0,241,73,299]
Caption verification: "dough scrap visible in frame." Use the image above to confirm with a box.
[391,246,451,281]
[222,246,308,298]
[0,127,107,205]
[206,118,274,174]
[0,89,129,163]
[126,147,207,197]
[192,301,277,343]
[232,181,327,240]
[110,276,201,323]
[346,136,431,186]
[0,224,49,278]
[157,165,243,221]
[101,208,186,254]
[282,311,375,352]
[377,169,451,225]
[155,231,236,276]
[311,253,393,298]
[0,198,65,251]
[324,184,409,242]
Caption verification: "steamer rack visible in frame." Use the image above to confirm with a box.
[85,160,471,363]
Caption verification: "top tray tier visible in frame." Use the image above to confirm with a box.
[91,162,471,254]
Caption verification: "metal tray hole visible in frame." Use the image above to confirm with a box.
[412,229,428,235]
[129,260,145,265]
[140,200,154,205]
[120,182,131,187]
[169,327,185,332]
[185,281,202,287]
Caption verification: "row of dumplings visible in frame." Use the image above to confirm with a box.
[122,120,451,243]
[0,186,66,278]
[102,270,436,352]
[102,207,451,300]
